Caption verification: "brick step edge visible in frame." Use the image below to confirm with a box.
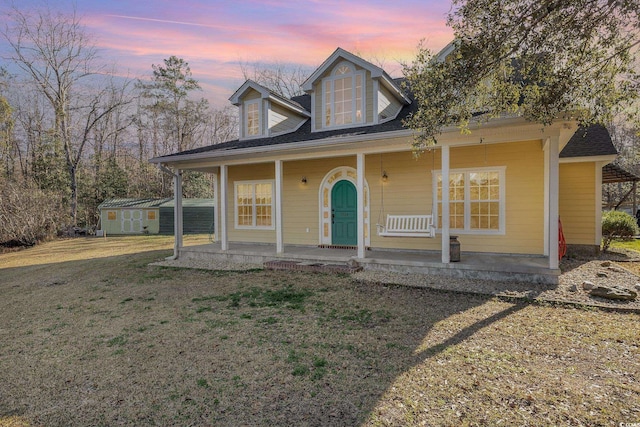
[264,260,362,274]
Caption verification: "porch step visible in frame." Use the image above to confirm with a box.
[264,260,363,274]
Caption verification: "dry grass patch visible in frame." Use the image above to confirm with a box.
[0,237,639,426]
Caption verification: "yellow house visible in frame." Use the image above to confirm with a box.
[150,47,616,284]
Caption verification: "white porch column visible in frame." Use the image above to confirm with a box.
[356,153,366,259]
[543,141,550,256]
[441,145,450,263]
[275,160,284,254]
[547,136,560,269]
[212,172,218,242]
[595,162,604,249]
[174,169,183,256]
[220,165,229,251]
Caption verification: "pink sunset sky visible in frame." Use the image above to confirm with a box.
[2,0,454,107]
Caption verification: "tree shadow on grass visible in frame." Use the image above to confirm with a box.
[0,248,532,426]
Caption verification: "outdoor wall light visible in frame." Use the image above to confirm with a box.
[382,171,388,182]
[301,176,307,184]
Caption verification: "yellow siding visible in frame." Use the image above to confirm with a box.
[444,141,545,254]
[367,152,437,250]
[269,103,305,135]
[222,139,551,254]
[226,163,276,243]
[559,163,596,245]
[282,157,356,244]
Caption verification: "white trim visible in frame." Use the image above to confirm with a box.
[174,171,183,252]
[318,166,370,246]
[441,146,450,263]
[243,99,262,139]
[310,91,316,131]
[234,179,276,230]
[229,79,270,104]
[433,166,507,235]
[265,99,271,137]
[560,155,617,164]
[357,153,366,258]
[372,80,379,125]
[275,161,284,253]
[268,95,311,117]
[595,162,604,247]
[320,62,366,129]
[212,174,218,242]
[548,136,560,269]
[302,47,385,91]
[543,139,549,256]
[151,118,570,166]
[220,165,228,250]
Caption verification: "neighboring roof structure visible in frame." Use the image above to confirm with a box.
[159,198,215,208]
[602,163,640,184]
[98,198,172,209]
[559,124,617,158]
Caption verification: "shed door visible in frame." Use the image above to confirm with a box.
[121,209,143,233]
[331,180,357,246]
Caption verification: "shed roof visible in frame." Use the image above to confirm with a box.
[602,163,640,183]
[159,198,215,208]
[98,198,171,209]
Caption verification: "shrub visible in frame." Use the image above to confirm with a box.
[0,178,67,247]
[601,210,639,252]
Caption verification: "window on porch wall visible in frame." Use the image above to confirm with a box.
[436,168,504,233]
[235,181,274,229]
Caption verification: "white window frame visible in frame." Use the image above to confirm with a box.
[433,166,506,235]
[244,99,262,138]
[321,61,365,129]
[234,180,275,230]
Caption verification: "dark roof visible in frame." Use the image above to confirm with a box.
[155,88,417,160]
[559,124,617,158]
[602,163,640,183]
[98,198,172,209]
[153,84,615,162]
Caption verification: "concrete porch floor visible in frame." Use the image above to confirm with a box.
[179,242,559,284]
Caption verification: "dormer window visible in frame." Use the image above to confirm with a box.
[323,62,364,128]
[245,99,261,137]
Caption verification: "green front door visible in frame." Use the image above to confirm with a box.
[331,180,357,246]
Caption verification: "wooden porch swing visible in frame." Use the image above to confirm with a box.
[375,154,436,238]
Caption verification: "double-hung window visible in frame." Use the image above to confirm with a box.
[235,180,274,229]
[434,167,505,234]
[245,100,261,137]
[323,62,364,128]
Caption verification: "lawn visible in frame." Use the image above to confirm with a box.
[0,237,639,426]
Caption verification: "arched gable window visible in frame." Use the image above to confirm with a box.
[322,62,364,128]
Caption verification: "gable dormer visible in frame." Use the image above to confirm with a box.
[301,48,410,132]
[229,80,310,141]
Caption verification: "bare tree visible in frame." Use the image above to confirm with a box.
[240,60,311,99]
[2,5,129,225]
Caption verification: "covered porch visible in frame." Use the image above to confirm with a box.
[152,119,582,286]
[177,241,558,284]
